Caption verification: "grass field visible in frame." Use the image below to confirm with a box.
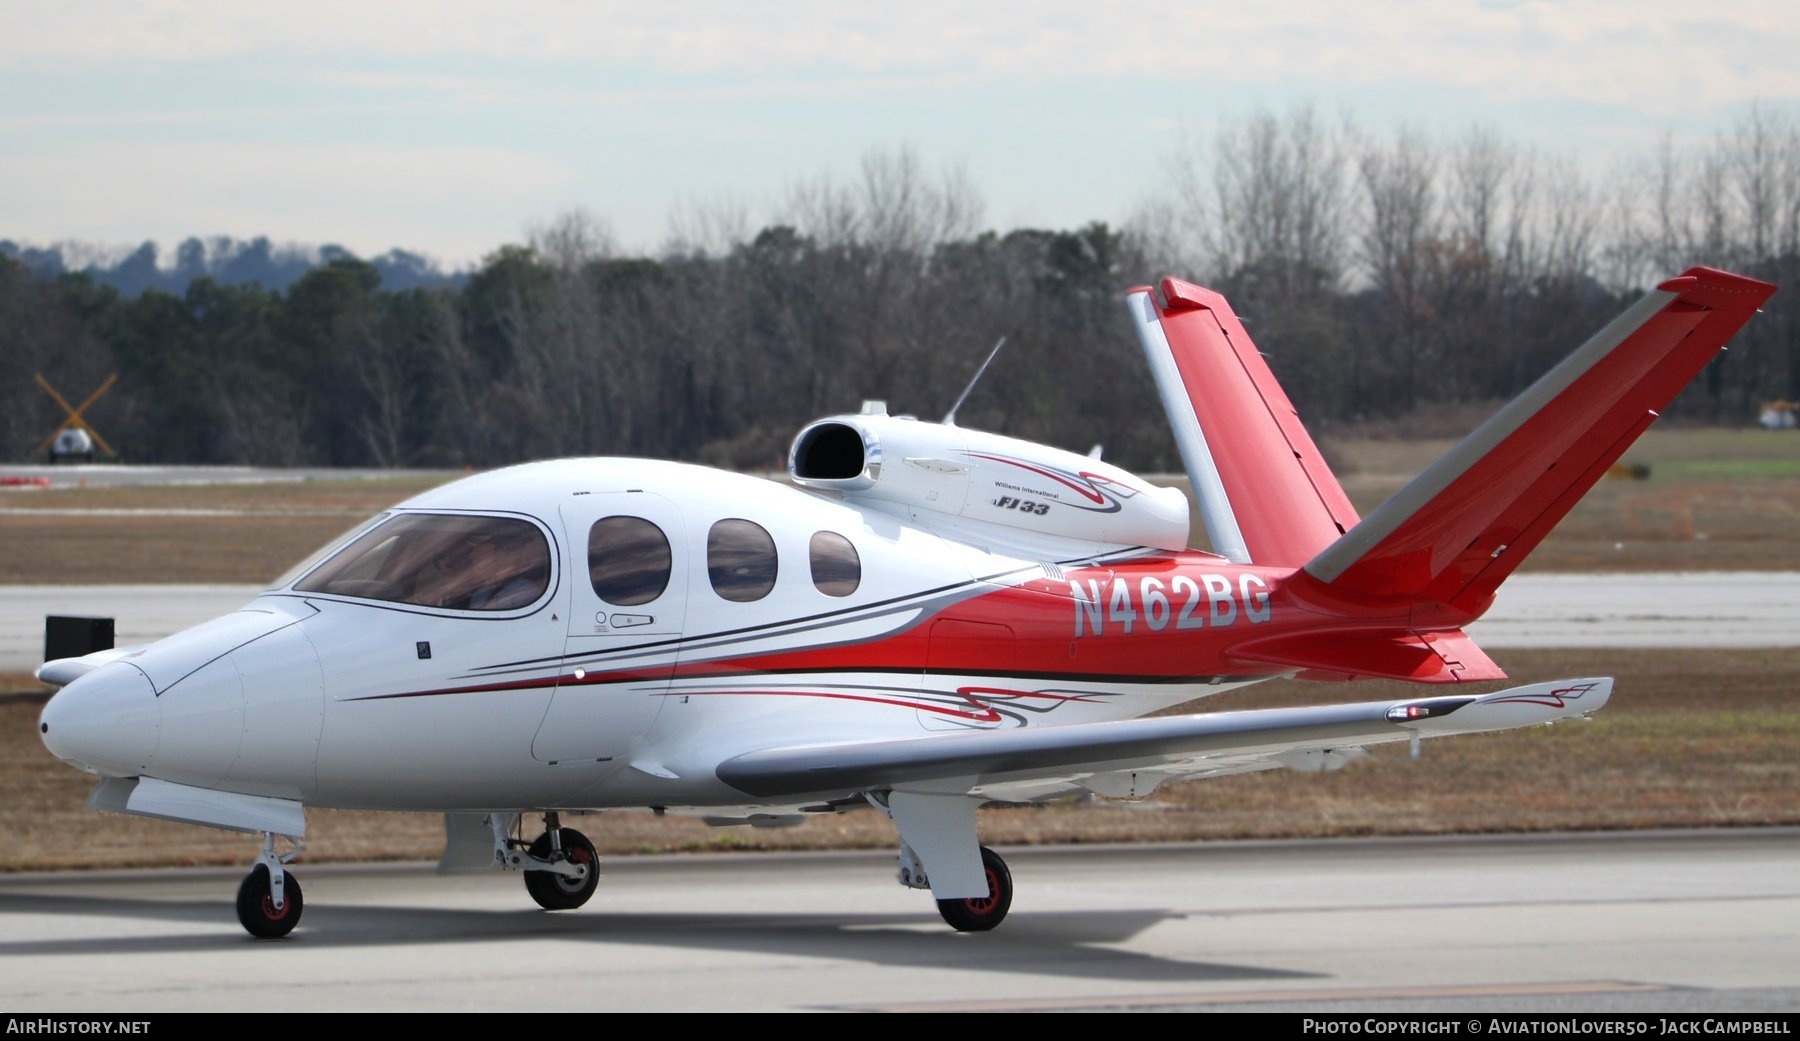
[3,429,1797,584]
[1,426,1795,872]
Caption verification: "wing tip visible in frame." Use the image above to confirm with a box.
[1157,276,1223,314]
[1663,266,1779,307]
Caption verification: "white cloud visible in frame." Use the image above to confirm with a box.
[4,2,1796,263]
[4,2,1796,115]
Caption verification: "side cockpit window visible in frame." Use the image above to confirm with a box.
[589,516,673,606]
[295,514,551,611]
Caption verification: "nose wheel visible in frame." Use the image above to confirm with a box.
[236,833,305,939]
[237,864,303,938]
[935,846,1012,932]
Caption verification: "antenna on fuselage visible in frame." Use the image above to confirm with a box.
[942,335,1008,427]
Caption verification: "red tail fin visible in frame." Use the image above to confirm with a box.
[1301,266,1775,613]
[1126,279,1359,565]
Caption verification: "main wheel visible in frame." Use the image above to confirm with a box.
[524,827,600,911]
[935,846,1012,932]
[236,864,304,939]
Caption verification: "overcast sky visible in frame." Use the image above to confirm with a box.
[3,1,1797,270]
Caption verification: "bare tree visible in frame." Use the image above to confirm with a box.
[776,146,984,255]
[1537,156,1598,284]
[527,208,617,273]
[1727,104,1784,264]
[1447,126,1531,292]
[1356,127,1442,411]
[662,195,753,260]
[1156,105,1351,296]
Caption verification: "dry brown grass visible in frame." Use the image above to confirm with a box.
[0,474,455,585]
[3,429,1798,581]
[4,646,1795,872]
[1275,427,1800,572]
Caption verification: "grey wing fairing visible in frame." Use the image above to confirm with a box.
[715,678,1611,802]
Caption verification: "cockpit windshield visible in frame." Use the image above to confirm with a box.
[270,513,390,591]
[293,513,551,611]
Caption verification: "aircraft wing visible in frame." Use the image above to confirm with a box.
[715,678,1608,802]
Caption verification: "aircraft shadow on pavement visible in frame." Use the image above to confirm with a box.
[0,890,1319,985]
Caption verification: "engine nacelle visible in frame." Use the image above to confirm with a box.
[788,404,1191,551]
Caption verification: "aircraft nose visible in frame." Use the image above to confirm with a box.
[38,663,159,777]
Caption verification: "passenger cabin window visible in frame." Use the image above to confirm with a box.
[589,516,672,606]
[809,531,861,597]
[295,514,550,611]
[708,518,777,602]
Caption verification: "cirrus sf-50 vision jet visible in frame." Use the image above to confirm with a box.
[36,266,1774,938]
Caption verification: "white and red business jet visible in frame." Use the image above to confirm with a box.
[36,267,1773,938]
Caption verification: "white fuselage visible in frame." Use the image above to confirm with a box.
[39,458,1237,817]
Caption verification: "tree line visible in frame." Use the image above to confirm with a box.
[0,236,460,297]
[4,110,1797,473]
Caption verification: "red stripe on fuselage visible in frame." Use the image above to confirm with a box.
[674,685,1096,722]
[347,549,1504,706]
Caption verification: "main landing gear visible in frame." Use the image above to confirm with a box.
[879,791,1015,932]
[237,832,304,939]
[935,846,1013,932]
[469,811,600,911]
[520,814,599,911]
[896,838,1015,932]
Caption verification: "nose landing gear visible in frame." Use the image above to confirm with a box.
[236,833,305,938]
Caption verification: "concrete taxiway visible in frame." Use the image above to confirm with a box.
[0,830,1793,1013]
[0,463,446,490]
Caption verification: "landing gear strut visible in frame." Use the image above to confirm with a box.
[236,832,304,938]
[934,845,1012,932]
[877,791,1013,932]
[522,813,599,911]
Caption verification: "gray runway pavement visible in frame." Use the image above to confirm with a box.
[1473,571,1800,648]
[0,463,447,489]
[3,572,1797,671]
[3,585,265,670]
[0,830,1793,1013]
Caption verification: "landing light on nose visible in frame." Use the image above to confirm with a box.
[39,663,159,777]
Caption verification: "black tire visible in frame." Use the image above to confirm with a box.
[524,827,599,911]
[935,846,1012,932]
[236,864,303,939]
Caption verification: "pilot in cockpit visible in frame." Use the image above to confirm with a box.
[430,532,541,611]
[463,535,541,610]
